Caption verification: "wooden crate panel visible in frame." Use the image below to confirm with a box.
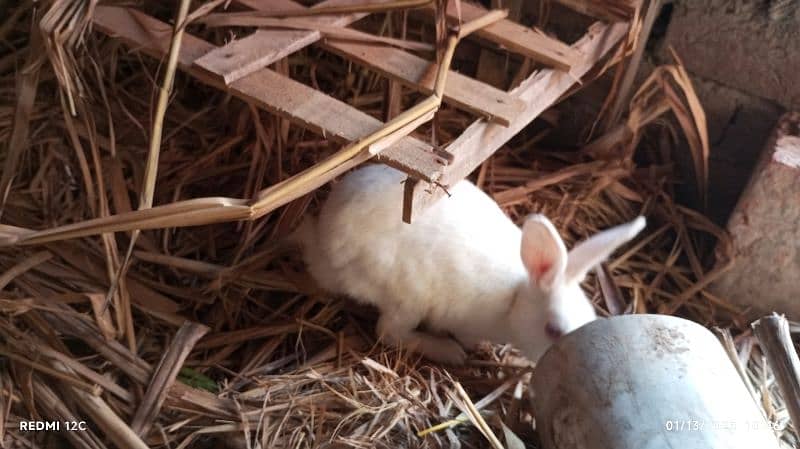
[404,22,629,221]
[320,40,524,127]
[92,5,447,182]
[225,0,525,126]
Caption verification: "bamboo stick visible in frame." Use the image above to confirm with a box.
[105,0,192,348]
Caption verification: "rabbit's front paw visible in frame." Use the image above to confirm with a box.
[419,336,467,365]
[377,314,467,365]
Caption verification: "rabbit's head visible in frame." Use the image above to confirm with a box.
[510,215,646,360]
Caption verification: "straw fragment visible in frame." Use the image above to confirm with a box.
[451,382,504,449]
[131,321,210,435]
[0,251,51,291]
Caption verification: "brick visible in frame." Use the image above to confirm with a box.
[689,77,784,224]
[712,112,800,320]
[664,1,800,109]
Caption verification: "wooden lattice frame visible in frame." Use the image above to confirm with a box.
[3,0,630,246]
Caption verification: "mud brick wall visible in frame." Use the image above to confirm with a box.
[662,0,798,223]
[711,112,800,320]
[665,0,800,110]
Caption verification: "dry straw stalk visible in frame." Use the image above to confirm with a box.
[2,1,797,448]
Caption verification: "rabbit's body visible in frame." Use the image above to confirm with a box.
[302,165,529,359]
[300,164,645,364]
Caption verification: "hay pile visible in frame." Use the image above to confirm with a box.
[0,1,796,448]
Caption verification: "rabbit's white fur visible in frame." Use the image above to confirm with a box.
[299,164,645,364]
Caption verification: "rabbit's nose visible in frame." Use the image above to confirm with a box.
[544,322,564,340]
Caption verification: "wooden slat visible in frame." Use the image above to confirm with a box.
[238,1,580,72]
[92,6,447,182]
[554,0,639,22]
[320,40,523,126]
[403,22,630,222]
[195,0,370,84]
[221,0,523,125]
[195,29,321,85]
[435,0,581,71]
[229,0,580,76]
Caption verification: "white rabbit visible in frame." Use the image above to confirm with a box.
[297,164,646,365]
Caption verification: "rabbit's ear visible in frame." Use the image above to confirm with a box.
[521,215,568,291]
[565,216,646,283]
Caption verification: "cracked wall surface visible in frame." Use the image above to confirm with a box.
[711,113,800,319]
[660,0,795,223]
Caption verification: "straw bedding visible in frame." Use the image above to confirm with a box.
[0,1,796,448]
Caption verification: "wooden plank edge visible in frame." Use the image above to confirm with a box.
[425,0,582,71]
[194,28,323,85]
[555,0,639,22]
[197,0,370,85]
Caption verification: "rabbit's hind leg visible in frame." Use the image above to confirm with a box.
[376,310,467,365]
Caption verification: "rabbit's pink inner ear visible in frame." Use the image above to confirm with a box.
[520,216,567,290]
[532,261,552,278]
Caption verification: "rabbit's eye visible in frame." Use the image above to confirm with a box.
[544,322,564,340]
